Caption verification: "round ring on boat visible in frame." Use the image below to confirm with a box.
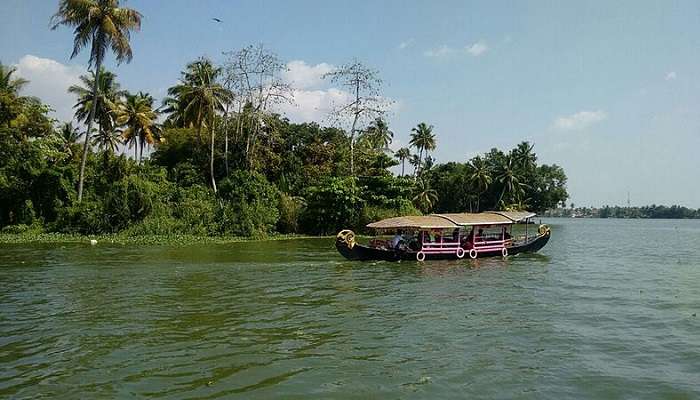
[538,224,550,236]
[336,229,356,249]
[416,251,426,262]
[456,247,465,259]
[469,248,478,259]
[502,247,508,257]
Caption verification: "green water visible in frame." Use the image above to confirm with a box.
[1,218,699,399]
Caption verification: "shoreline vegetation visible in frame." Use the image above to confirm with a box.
[1,1,571,240]
[546,205,700,219]
[0,231,327,246]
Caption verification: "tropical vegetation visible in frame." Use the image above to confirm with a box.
[0,1,572,239]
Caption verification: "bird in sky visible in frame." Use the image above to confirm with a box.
[212,18,223,23]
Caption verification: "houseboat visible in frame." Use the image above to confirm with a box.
[336,211,550,261]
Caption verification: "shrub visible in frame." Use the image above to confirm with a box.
[300,177,364,235]
[217,171,280,237]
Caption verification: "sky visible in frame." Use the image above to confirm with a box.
[2,0,699,207]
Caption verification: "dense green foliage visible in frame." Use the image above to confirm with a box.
[1,47,571,238]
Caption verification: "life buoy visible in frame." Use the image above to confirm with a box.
[502,247,508,257]
[416,251,426,262]
[538,224,550,236]
[469,248,478,259]
[456,247,465,259]
[336,229,356,249]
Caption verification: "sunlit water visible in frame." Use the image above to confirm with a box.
[1,218,699,399]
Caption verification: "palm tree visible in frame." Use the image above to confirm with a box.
[468,155,492,212]
[395,147,411,176]
[51,0,142,202]
[68,67,125,142]
[0,62,30,126]
[0,63,28,94]
[362,117,393,151]
[409,122,436,178]
[92,128,122,153]
[512,141,536,171]
[166,59,232,192]
[59,122,81,156]
[115,92,159,163]
[495,156,527,209]
[413,178,438,213]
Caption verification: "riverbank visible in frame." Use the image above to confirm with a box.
[0,232,326,246]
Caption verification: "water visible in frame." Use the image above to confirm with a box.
[1,218,700,399]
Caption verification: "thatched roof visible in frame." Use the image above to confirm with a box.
[366,215,459,230]
[366,211,536,229]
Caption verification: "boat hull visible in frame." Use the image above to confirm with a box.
[336,232,550,261]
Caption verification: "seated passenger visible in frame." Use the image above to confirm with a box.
[391,230,404,249]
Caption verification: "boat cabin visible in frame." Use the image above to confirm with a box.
[365,211,537,260]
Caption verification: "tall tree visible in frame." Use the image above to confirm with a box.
[68,67,124,141]
[51,0,142,202]
[413,178,438,213]
[394,147,411,176]
[409,122,436,178]
[223,44,292,169]
[0,62,29,126]
[167,59,232,192]
[116,92,159,163]
[495,155,526,208]
[468,156,492,212]
[324,60,390,176]
[362,117,393,151]
[0,63,28,94]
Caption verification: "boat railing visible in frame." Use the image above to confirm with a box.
[420,241,462,254]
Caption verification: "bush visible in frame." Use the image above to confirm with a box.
[300,177,364,235]
[218,171,280,237]
[277,193,305,234]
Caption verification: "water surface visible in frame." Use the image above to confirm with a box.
[1,218,700,398]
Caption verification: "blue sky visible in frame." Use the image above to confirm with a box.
[2,0,700,207]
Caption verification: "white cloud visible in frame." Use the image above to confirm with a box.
[665,71,677,81]
[281,60,334,90]
[424,41,489,58]
[552,110,607,131]
[424,45,456,57]
[276,88,353,123]
[13,55,86,122]
[466,40,488,56]
[398,39,414,50]
[275,59,398,124]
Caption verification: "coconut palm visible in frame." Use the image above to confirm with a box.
[512,141,536,171]
[409,122,436,178]
[115,92,159,163]
[166,59,232,192]
[92,128,122,153]
[362,117,393,151]
[468,156,492,212]
[0,63,28,94]
[394,147,411,176]
[0,63,30,126]
[68,67,125,141]
[495,156,527,209]
[413,178,439,213]
[51,0,142,202]
[58,121,81,156]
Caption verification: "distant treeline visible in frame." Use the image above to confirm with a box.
[547,205,700,219]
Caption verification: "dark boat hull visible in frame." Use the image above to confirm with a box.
[336,232,550,261]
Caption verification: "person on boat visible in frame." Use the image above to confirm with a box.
[475,228,484,242]
[391,230,405,249]
[502,226,511,240]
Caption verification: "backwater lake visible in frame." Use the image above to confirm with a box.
[1,218,699,399]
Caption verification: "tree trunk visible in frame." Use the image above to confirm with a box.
[77,54,102,203]
[139,138,144,164]
[210,112,217,193]
[223,104,230,176]
[134,138,138,164]
[401,159,405,176]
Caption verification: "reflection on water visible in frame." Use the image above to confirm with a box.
[1,218,700,399]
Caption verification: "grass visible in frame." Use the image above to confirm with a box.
[0,232,327,246]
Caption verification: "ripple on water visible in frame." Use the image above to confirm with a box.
[1,221,700,398]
